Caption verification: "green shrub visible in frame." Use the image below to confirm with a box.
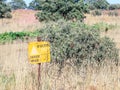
[38,21,119,69]
[0,30,40,44]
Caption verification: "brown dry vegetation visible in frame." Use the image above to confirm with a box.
[85,10,120,49]
[0,9,42,33]
[0,9,120,90]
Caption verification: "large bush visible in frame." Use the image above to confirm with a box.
[36,0,88,22]
[38,21,119,69]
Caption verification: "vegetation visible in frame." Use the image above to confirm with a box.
[92,22,116,31]
[38,21,119,69]
[35,0,88,22]
[86,0,109,10]
[0,0,12,18]
[109,4,120,10]
[0,1,120,89]
[0,22,115,43]
[92,0,109,9]
[0,21,118,69]
[28,0,41,10]
[9,0,27,10]
[0,30,39,44]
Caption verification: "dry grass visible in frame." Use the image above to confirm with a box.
[0,9,43,33]
[84,10,120,25]
[0,9,120,90]
[85,12,120,48]
[0,42,120,90]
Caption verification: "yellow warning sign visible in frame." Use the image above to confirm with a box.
[28,41,50,64]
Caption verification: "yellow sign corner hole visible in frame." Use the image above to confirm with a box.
[28,41,50,64]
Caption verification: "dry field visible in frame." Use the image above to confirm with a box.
[0,9,120,90]
[0,9,42,33]
[85,10,120,49]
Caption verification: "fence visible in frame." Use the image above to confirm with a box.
[0,42,120,90]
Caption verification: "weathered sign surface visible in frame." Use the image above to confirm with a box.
[28,42,50,64]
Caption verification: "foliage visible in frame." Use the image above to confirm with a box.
[0,30,39,44]
[91,22,112,31]
[86,0,109,10]
[0,0,12,18]
[109,4,120,10]
[38,20,119,69]
[88,5,96,10]
[93,0,109,9]
[0,20,118,69]
[35,0,89,22]
[108,11,119,16]
[91,22,117,32]
[9,0,27,10]
[28,0,41,10]
[91,10,102,16]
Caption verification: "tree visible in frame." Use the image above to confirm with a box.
[109,4,120,10]
[93,0,109,9]
[36,0,89,22]
[9,0,27,10]
[0,0,12,18]
[28,0,41,10]
[85,0,109,10]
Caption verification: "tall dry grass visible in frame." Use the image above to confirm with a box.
[0,42,120,90]
[84,14,120,26]
[0,9,43,33]
[85,13,120,49]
